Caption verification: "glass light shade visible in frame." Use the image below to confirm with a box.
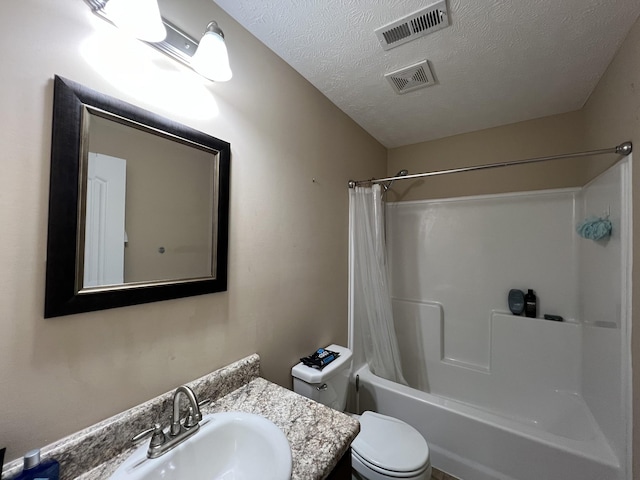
[103,0,166,43]
[191,31,233,82]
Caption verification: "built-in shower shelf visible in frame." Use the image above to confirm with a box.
[583,320,618,328]
[440,356,490,373]
[498,311,578,324]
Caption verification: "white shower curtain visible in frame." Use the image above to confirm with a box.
[350,185,407,385]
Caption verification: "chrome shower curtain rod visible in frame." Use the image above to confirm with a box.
[347,141,633,188]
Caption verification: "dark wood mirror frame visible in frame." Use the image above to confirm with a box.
[44,76,230,318]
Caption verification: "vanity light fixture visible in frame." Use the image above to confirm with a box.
[93,0,166,42]
[85,0,233,82]
[190,22,232,81]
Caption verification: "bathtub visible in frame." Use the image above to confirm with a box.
[352,363,620,480]
[349,174,631,479]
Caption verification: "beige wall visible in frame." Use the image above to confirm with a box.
[0,0,385,462]
[387,109,586,202]
[581,16,640,477]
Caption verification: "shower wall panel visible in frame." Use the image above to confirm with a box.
[578,159,630,466]
[392,298,582,411]
[386,189,580,371]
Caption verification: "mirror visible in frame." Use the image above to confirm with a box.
[45,76,230,318]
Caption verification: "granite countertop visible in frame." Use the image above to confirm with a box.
[3,354,359,480]
[206,378,358,480]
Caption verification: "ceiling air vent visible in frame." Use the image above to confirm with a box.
[375,0,450,51]
[385,60,436,95]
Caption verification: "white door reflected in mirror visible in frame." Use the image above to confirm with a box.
[83,152,127,288]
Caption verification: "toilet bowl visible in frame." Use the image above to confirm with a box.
[351,411,431,480]
[291,345,431,480]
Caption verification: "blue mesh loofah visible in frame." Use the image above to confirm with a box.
[576,216,612,240]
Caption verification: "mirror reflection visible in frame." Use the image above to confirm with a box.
[81,111,217,289]
[44,75,230,318]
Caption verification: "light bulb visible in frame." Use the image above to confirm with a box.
[103,0,166,43]
[191,23,232,82]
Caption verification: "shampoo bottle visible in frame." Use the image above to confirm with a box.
[524,289,537,318]
[13,449,59,480]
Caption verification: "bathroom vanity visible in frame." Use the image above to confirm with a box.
[1,355,359,480]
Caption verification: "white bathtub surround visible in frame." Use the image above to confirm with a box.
[354,364,619,480]
[578,159,633,476]
[349,159,632,480]
[350,184,407,385]
[386,188,581,371]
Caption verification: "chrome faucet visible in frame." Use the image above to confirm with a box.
[132,385,209,459]
[170,385,202,435]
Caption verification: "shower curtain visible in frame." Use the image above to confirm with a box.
[350,185,407,385]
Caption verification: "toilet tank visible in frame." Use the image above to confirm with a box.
[291,344,353,411]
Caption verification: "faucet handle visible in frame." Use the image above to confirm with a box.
[131,423,166,447]
[184,406,200,428]
[181,398,208,430]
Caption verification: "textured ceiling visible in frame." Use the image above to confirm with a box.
[213,0,640,148]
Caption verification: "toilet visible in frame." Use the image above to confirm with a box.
[292,344,432,480]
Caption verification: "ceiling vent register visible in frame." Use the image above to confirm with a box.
[385,60,436,95]
[375,0,450,50]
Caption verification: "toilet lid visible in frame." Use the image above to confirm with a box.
[351,411,429,473]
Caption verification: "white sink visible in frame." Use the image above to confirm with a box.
[110,412,292,480]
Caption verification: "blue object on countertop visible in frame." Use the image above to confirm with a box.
[12,449,59,480]
[576,216,612,241]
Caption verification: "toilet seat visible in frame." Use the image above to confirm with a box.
[352,449,430,479]
[351,411,430,477]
